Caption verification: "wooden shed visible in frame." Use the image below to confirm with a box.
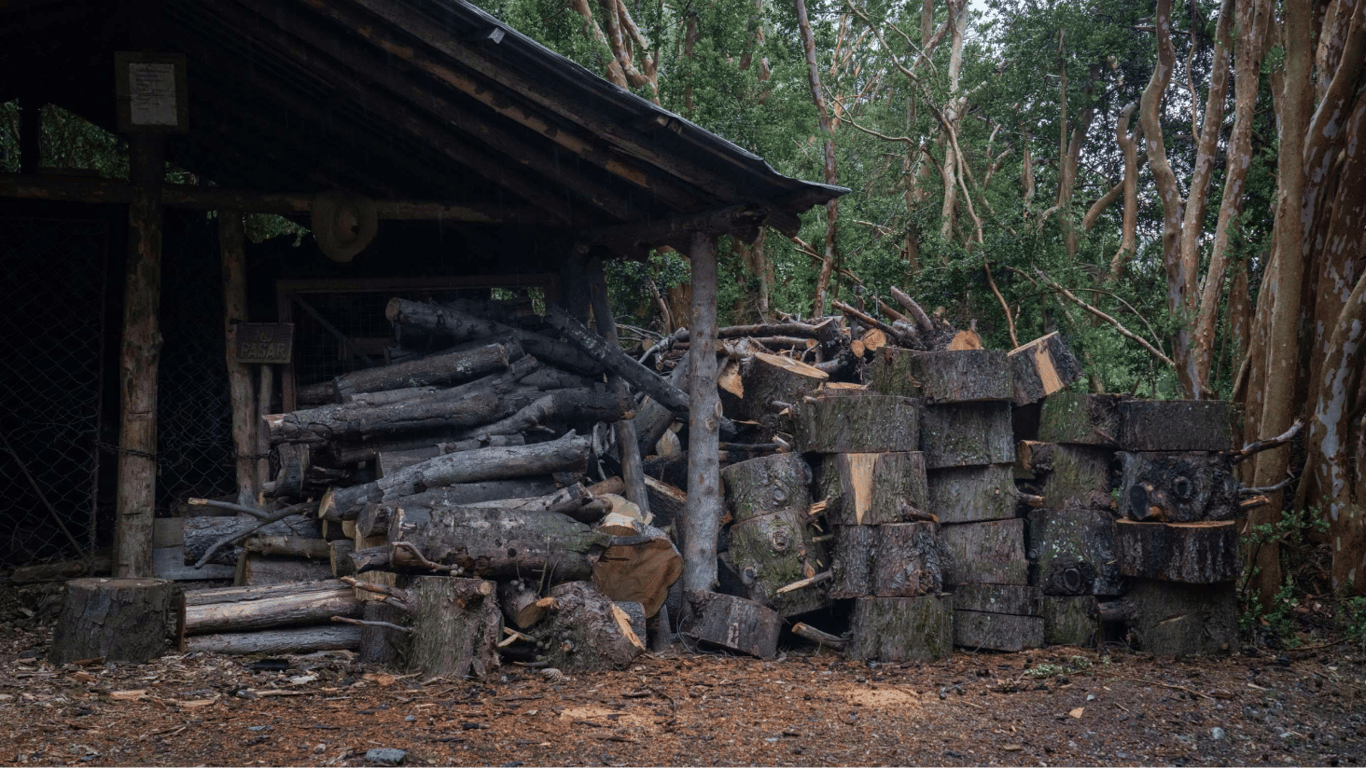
[0,0,844,582]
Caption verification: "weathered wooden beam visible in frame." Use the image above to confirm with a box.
[682,231,722,593]
[220,211,258,506]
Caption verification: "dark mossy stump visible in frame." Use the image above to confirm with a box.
[540,581,645,671]
[817,452,928,525]
[952,584,1042,615]
[1118,451,1239,522]
[1037,392,1123,446]
[728,509,828,616]
[866,347,923,397]
[1026,507,1124,596]
[1041,444,1116,511]
[680,590,782,659]
[359,601,410,667]
[926,464,1017,524]
[940,519,1029,585]
[407,576,502,680]
[847,595,952,661]
[1122,580,1238,656]
[50,578,173,665]
[1041,595,1099,646]
[721,453,812,524]
[902,349,1014,403]
[793,394,920,453]
[953,610,1044,651]
[1115,520,1240,583]
[722,352,828,422]
[871,522,945,597]
[919,402,1014,468]
[1009,332,1084,405]
[1117,400,1238,451]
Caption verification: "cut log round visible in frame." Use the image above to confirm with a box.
[407,575,502,680]
[926,463,1017,524]
[540,581,646,671]
[793,393,920,454]
[1118,400,1237,451]
[1115,520,1241,583]
[727,509,827,617]
[952,584,1042,615]
[919,402,1015,468]
[498,580,549,629]
[1008,332,1084,405]
[332,339,517,400]
[847,595,952,662]
[870,522,945,597]
[183,626,361,655]
[1122,580,1238,656]
[866,347,922,397]
[904,349,1014,403]
[1038,392,1123,446]
[1041,444,1116,511]
[830,524,877,599]
[940,519,1028,585]
[388,505,611,582]
[591,524,681,617]
[182,581,361,635]
[1026,507,1124,596]
[818,452,928,525]
[1119,451,1239,522]
[1041,595,1100,647]
[954,610,1044,651]
[724,352,828,421]
[720,453,813,524]
[49,578,173,665]
[359,601,410,667]
[680,590,781,659]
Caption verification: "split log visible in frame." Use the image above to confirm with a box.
[49,578,172,665]
[940,519,1029,585]
[1008,332,1084,405]
[728,509,828,616]
[1041,444,1115,511]
[919,402,1015,468]
[1114,520,1241,583]
[720,453,813,524]
[1026,508,1124,596]
[239,555,335,586]
[182,515,320,566]
[332,339,517,400]
[1038,392,1123,446]
[330,540,356,577]
[847,595,952,662]
[322,432,589,521]
[817,452,928,525]
[926,464,1017,524]
[544,305,690,414]
[1121,580,1238,656]
[498,580,550,628]
[540,581,646,671]
[952,584,1041,615]
[870,522,945,597]
[386,298,601,376]
[387,505,611,581]
[904,350,1014,403]
[680,590,781,659]
[591,524,681,617]
[181,580,361,635]
[406,575,502,679]
[722,352,828,422]
[643,476,687,530]
[830,525,877,599]
[1118,400,1238,451]
[793,394,920,454]
[359,601,410,666]
[954,611,1044,651]
[866,347,922,397]
[183,626,361,655]
[1041,595,1100,647]
[242,535,331,560]
[1118,451,1239,522]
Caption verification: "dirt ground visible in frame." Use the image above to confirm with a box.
[2,585,1364,767]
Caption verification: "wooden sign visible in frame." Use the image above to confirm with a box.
[234,323,294,364]
[115,52,189,134]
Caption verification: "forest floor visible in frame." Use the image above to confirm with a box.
[2,583,1364,767]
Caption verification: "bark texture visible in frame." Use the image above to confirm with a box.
[50,578,172,665]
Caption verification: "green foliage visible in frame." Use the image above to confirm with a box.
[1239,506,1329,647]
[1343,597,1366,651]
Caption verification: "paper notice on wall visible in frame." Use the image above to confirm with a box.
[128,62,177,126]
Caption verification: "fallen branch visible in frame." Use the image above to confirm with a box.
[331,615,411,633]
[1232,420,1303,463]
[187,498,272,520]
[194,499,317,568]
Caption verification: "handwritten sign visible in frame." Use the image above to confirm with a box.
[234,324,294,364]
[115,52,188,134]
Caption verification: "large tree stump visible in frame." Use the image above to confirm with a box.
[728,509,828,616]
[50,578,173,665]
[1122,580,1238,656]
[926,464,1017,524]
[952,584,1042,615]
[1038,392,1123,446]
[1115,520,1241,583]
[793,394,920,453]
[847,595,952,662]
[407,576,501,680]
[940,519,1028,585]
[358,601,410,667]
[953,611,1044,651]
[903,349,1014,403]
[1041,444,1116,511]
[1119,451,1239,522]
[181,580,361,636]
[722,352,828,422]
[1026,507,1124,596]
[830,524,877,599]
[1118,400,1238,451]
[540,581,645,671]
[919,402,1015,468]
[1008,332,1084,405]
[721,453,813,524]
[184,626,361,655]
[1041,595,1100,647]
[332,340,517,400]
[680,590,782,659]
[817,452,928,525]
[387,506,611,582]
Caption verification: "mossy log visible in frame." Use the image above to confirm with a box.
[1041,444,1116,511]
[1118,400,1238,451]
[870,522,946,597]
[387,505,610,582]
[904,349,1014,403]
[847,595,952,662]
[1009,332,1084,405]
[728,509,828,616]
[1114,520,1241,583]
[953,610,1044,651]
[866,347,923,397]
[332,340,517,400]
[940,519,1028,585]
[539,581,645,671]
[1118,451,1239,522]
[406,576,501,680]
[1121,580,1238,656]
[919,402,1015,468]
[926,464,1017,524]
[720,453,813,524]
[1037,392,1123,446]
[793,394,920,454]
[722,352,828,422]
[1026,507,1124,596]
[817,452,928,525]
[952,584,1041,615]
[50,578,173,665]
[680,590,782,659]
[1041,595,1099,647]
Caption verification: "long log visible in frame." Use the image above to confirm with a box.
[182,581,362,635]
[332,339,518,400]
[368,478,560,518]
[386,298,601,376]
[182,515,321,565]
[387,505,612,581]
[586,256,651,519]
[544,305,690,415]
[334,433,525,466]
[454,386,630,440]
[183,626,361,655]
[321,432,589,521]
[242,535,332,559]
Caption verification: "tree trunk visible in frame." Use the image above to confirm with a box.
[182,580,361,635]
[940,519,1028,585]
[183,626,361,655]
[847,595,952,661]
[50,578,172,664]
[1115,520,1241,583]
[332,340,517,400]
[721,452,813,524]
[926,464,1017,524]
[539,581,646,671]
[682,232,723,594]
[406,575,501,679]
[1118,451,1239,522]
[818,452,928,525]
[794,0,839,316]
[919,402,1015,468]
[1026,507,1124,596]
[680,589,781,659]
[794,393,920,454]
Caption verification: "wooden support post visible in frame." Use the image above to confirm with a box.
[19,96,40,175]
[220,210,257,505]
[682,231,721,594]
[557,246,592,324]
[587,255,650,518]
[114,134,165,578]
[256,364,274,488]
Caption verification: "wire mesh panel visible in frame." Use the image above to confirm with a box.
[0,217,109,566]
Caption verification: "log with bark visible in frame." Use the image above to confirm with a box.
[331,339,519,400]
[680,590,781,659]
[373,478,562,517]
[1041,444,1116,511]
[940,519,1029,585]
[919,402,1015,468]
[1118,451,1239,522]
[50,578,173,665]
[847,595,952,662]
[720,453,813,524]
[830,524,877,599]
[242,535,331,560]
[1009,332,1084,405]
[721,352,828,422]
[793,393,920,453]
[1026,507,1124,596]
[817,452,929,525]
[954,610,1045,652]
[358,601,410,666]
[903,350,1015,403]
[498,579,551,629]
[727,508,828,617]
[1114,520,1240,583]
[1117,400,1238,451]
[182,515,321,566]
[455,385,630,441]
[925,464,1017,524]
[181,580,361,636]
[1038,392,1123,446]
[333,433,525,466]
[1041,595,1100,647]
[538,581,646,671]
[237,554,336,586]
[1119,580,1237,656]
[386,298,602,376]
[183,626,361,655]
[866,347,923,397]
[405,575,502,679]
[952,584,1042,616]
[544,305,690,415]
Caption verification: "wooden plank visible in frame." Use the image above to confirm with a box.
[939,519,1028,585]
[953,611,1044,651]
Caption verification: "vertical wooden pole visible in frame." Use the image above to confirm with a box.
[586,254,650,517]
[18,96,40,175]
[114,134,165,578]
[219,210,258,506]
[557,245,593,324]
[256,364,274,491]
[682,231,721,594]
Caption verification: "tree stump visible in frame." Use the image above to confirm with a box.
[830,524,877,599]
[952,584,1042,615]
[728,509,828,616]
[904,349,1014,403]
[953,610,1044,651]
[50,578,173,665]
[722,352,828,421]
[407,576,502,680]
[793,394,920,453]
[817,452,928,525]
[1122,580,1238,656]
[926,464,1017,524]
[940,519,1029,585]
[1038,392,1123,446]
[680,590,782,659]
[919,402,1014,468]
[721,453,813,524]
[1115,520,1241,583]
[1118,400,1238,451]
[1040,444,1115,511]
[870,523,945,597]
[1041,595,1099,647]
[1026,508,1124,596]
[359,601,410,667]
[1119,451,1239,521]
[540,581,645,671]
[847,595,952,662]
[1009,332,1084,405]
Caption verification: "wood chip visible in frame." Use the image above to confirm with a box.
[109,690,147,701]
[1069,707,1084,719]
[1002,744,1023,752]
